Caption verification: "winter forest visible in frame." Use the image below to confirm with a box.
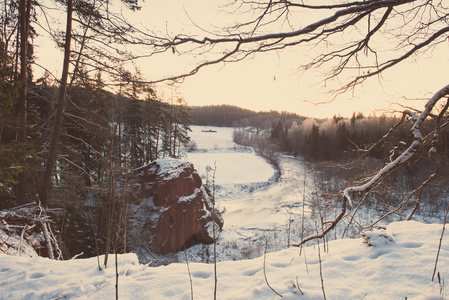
[2,0,449,299]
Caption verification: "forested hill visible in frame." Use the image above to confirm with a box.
[189,105,306,128]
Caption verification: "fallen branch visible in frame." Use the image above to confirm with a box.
[291,196,347,247]
[1,202,62,259]
[37,199,54,260]
[19,224,36,256]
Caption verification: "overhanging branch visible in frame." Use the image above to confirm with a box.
[291,83,449,247]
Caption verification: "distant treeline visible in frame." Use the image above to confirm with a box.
[190,105,306,128]
[240,113,449,161]
[190,105,449,162]
[267,114,408,161]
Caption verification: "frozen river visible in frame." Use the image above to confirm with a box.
[220,155,312,229]
[181,126,314,261]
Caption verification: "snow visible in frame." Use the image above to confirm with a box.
[182,126,276,186]
[185,152,275,184]
[178,188,202,203]
[0,221,447,299]
[1,125,448,299]
[187,126,237,150]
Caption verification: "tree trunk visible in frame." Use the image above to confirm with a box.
[17,0,31,204]
[18,0,27,144]
[39,0,73,206]
[172,122,178,158]
[68,3,94,89]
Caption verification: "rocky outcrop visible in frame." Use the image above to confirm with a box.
[124,158,223,255]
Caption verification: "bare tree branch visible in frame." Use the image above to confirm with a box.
[292,83,449,246]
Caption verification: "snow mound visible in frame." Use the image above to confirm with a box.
[1,221,447,299]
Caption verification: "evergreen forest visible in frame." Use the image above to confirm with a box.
[1,69,192,209]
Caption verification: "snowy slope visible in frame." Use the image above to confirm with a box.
[1,221,447,299]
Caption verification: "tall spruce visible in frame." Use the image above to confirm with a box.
[39,0,73,206]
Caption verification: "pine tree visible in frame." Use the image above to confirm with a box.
[122,98,144,167]
[171,98,192,157]
[271,120,284,141]
[308,124,320,160]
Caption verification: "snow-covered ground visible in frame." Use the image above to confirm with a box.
[1,221,447,299]
[1,125,448,299]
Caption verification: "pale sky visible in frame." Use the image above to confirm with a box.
[34,0,449,119]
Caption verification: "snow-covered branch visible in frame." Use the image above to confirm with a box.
[293,83,449,247]
[344,84,449,207]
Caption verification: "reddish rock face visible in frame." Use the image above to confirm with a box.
[124,158,223,255]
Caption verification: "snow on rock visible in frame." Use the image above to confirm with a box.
[123,158,223,256]
[0,220,447,299]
